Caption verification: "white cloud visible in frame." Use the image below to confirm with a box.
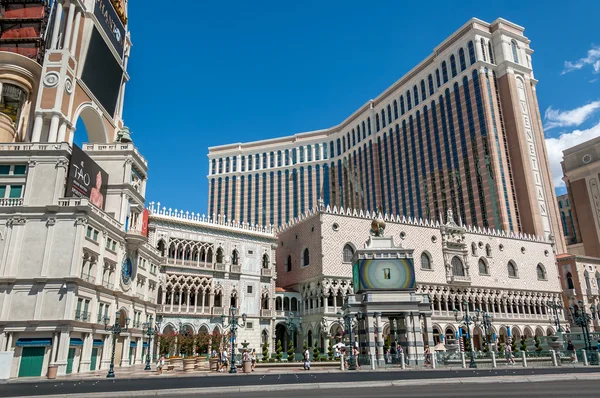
[562,45,600,75]
[544,100,600,129]
[545,121,600,188]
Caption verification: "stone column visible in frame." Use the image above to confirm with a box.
[55,331,71,376]
[365,314,376,359]
[50,1,63,49]
[69,9,82,56]
[57,121,67,142]
[186,291,190,313]
[30,115,43,142]
[62,4,76,52]
[47,114,60,143]
[423,314,435,348]
[79,333,93,372]
[136,337,143,364]
[100,334,112,369]
[120,335,131,367]
[375,312,383,364]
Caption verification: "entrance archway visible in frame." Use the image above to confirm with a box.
[72,103,109,145]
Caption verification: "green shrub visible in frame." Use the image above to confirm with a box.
[327,339,334,361]
[534,335,543,352]
[313,340,320,361]
[519,336,527,352]
[276,340,283,362]
[287,341,295,361]
[262,341,269,362]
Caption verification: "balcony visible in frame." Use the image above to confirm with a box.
[135,292,145,300]
[75,311,90,322]
[212,307,224,316]
[58,198,123,229]
[215,263,226,271]
[230,265,242,273]
[566,288,578,297]
[103,281,114,290]
[125,228,146,248]
[97,313,105,323]
[587,288,599,297]
[261,268,272,277]
[450,275,471,284]
[261,309,273,318]
[80,273,96,284]
[0,198,22,207]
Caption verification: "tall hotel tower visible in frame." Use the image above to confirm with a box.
[207,18,566,254]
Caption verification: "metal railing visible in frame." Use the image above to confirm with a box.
[231,265,242,273]
[75,311,90,322]
[103,281,114,290]
[261,309,273,318]
[261,268,272,277]
[212,307,224,316]
[80,273,96,284]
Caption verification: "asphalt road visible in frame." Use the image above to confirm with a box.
[1,367,599,397]
[198,380,600,398]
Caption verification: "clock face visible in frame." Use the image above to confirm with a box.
[121,258,133,285]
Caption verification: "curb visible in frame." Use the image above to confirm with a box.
[21,372,600,398]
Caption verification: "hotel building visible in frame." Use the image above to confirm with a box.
[207,17,565,254]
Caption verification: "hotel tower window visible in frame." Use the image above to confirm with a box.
[511,40,519,63]
[0,83,27,124]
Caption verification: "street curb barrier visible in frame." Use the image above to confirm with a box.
[22,372,600,398]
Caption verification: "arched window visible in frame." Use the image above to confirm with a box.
[232,249,239,265]
[584,271,591,290]
[511,40,519,63]
[406,90,412,110]
[421,252,432,270]
[286,255,292,272]
[216,247,224,263]
[393,100,398,119]
[488,41,494,64]
[485,244,492,257]
[507,261,518,278]
[413,85,419,105]
[400,96,405,115]
[428,74,434,95]
[596,272,600,291]
[566,272,574,289]
[381,109,386,128]
[302,248,310,267]
[471,242,477,256]
[375,114,380,131]
[458,48,466,71]
[420,80,427,101]
[435,69,441,88]
[450,54,457,77]
[387,104,392,124]
[468,41,476,64]
[478,258,489,275]
[157,240,166,257]
[451,256,465,277]
[262,253,269,269]
[480,38,487,62]
[441,61,448,83]
[536,264,546,280]
[343,244,355,263]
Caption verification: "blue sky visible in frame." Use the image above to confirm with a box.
[83,0,600,214]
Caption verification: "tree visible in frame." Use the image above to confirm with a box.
[211,331,223,353]
[287,339,295,361]
[313,340,320,361]
[498,342,505,354]
[328,339,334,361]
[534,335,543,353]
[276,340,283,362]
[158,332,176,356]
[195,332,210,356]
[179,333,195,357]
[520,336,527,352]
[262,341,269,363]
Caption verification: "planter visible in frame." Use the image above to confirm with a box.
[209,358,219,371]
[170,357,183,369]
[47,365,58,379]
[195,356,208,370]
[183,358,196,372]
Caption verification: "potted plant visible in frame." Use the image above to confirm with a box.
[157,331,176,365]
[195,332,210,368]
[180,334,196,371]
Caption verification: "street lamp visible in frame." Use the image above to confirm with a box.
[221,307,247,374]
[142,315,155,371]
[454,300,477,369]
[547,300,564,333]
[285,312,302,353]
[104,310,130,378]
[568,301,597,365]
[474,309,493,351]
[337,308,362,370]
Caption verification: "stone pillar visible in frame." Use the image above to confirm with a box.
[423,314,435,349]
[100,334,112,369]
[62,4,76,52]
[79,333,93,372]
[375,312,383,364]
[30,115,43,142]
[50,1,63,49]
[397,316,408,358]
[57,121,67,143]
[47,114,60,143]
[135,337,143,364]
[186,291,190,313]
[120,335,131,366]
[365,314,376,359]
[69,9,82,56]
[55,331,71,376]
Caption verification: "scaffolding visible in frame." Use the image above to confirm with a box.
[0,0,50,64]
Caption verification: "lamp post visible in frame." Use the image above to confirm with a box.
[221,307,247,374]
[142,315,155,371]
[104,310,130,378]
[474,309,493,351]
[454,301,477,369]
[568,301,597,365]
[337,308,362,371]
[547,300,564,333]
[285,312,302,354]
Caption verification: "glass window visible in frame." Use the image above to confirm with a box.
[299,147,305,162]
[0,185,5,198]
[459,48,466,71]
[421,252,431,270]
[441,61,448,83]
[0,165,10,175]
[343,244,354,263]
[420,80,426,101]
[393,100,398,119]
[407,91,412,110]
[478,258,488,275]
[468,41,476,64]
[428,74,434,95]
[536,264,546,280]
[507,261,517,278]
[566,272,574,289]
[451,256,465,277]
[435,69,441,88]
[8,185,22,198]
[400,96,405,115]
[488,42,494,64]
[0,83,26,123]
[413,85,419,105]
[481,38,487,62]
[450,55,457,77]
[302,248,310,266]
[376,114,380,131]
[511,40,519,63]
[387,105,392,124]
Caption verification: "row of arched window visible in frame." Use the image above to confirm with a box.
[419,251,547,280]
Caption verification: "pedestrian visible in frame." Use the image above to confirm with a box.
[334,346,340,359]
[157,355,165,375]
[505,343,515,365]
[303,347,311,370]
[352,346,360,370]
[251,349,257,371]
[397,344,404,366]
[220,349,229,372]
[567,340,577,363]
[424,345,431,367]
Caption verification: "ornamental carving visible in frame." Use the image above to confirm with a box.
[64,78,73,94]
[43,72,59,88]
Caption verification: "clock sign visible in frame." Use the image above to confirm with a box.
[121,257,133,285]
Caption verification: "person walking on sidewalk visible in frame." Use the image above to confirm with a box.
[303,347,311,370]
[157,355,165,375]
[424,345,431,367]
[251,349,257,371]
[505,344,515,365]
